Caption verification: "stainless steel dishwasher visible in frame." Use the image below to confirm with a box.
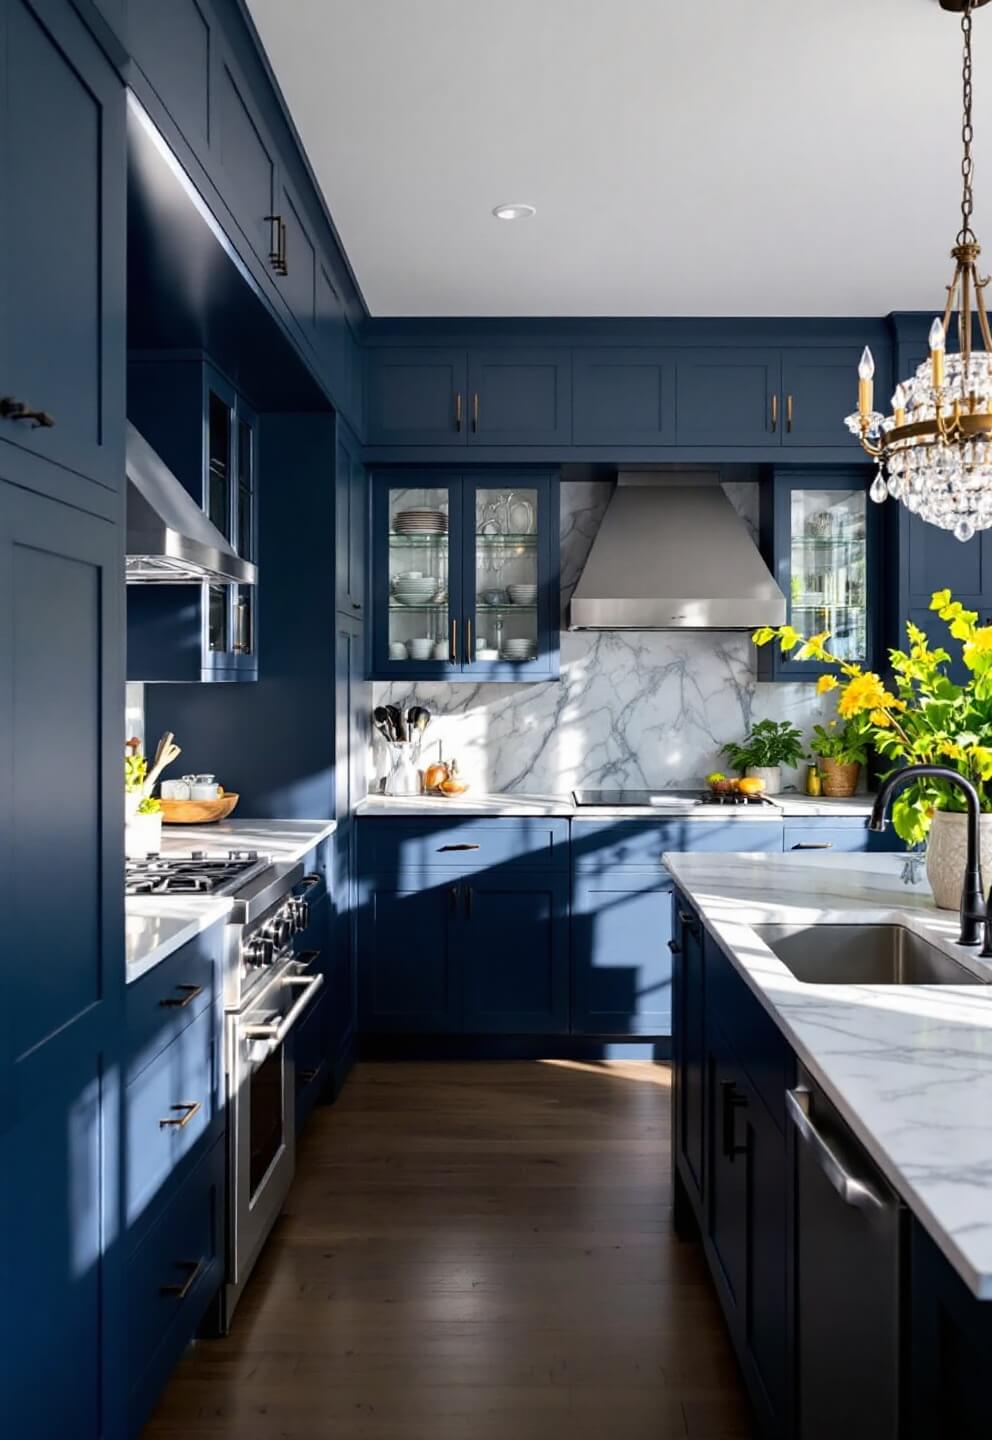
[787,1067,904,1440]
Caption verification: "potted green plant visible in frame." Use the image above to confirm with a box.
[721,719,806,795]
[753,590,992,908]
[125,745,163,858]
[808,717,869,797]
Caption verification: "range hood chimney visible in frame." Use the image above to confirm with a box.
[569,473,786,631]
[125,422,257,586]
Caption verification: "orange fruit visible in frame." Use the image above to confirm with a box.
[738,776,765,796]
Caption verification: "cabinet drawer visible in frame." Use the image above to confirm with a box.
[572,818,783,871]
[705,936,794,1133]
[126,928,220,1081]
[784,822,871,854]
[359,818,570,876]
[127,1136,224,1434]
[126,1003,220,1228]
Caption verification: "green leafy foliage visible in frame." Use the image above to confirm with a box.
[721,719,806,772]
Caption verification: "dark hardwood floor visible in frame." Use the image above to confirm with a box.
[144,1061,752,1439]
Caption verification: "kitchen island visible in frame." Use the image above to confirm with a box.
[664,848,992,1438]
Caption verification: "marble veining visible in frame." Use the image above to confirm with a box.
[374,480,833,793]
[664,850,992,1297]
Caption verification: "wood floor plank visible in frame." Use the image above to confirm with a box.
[143,1061,752,1440]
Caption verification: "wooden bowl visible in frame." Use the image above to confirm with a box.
[160,792,239,824]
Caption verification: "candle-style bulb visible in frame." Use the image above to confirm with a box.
[929,317,946,352]
[858,347,875,380]
[892,384,907,411]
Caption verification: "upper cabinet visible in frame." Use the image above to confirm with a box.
[367,348,571,447]
[572,348,677,445]
[676,348,781,446]
[370,470,559,682]
[781,346,892,449]
[0,0,125,505]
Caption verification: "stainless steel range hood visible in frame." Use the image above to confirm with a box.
[569,473,786,631]
[125,422,257,585]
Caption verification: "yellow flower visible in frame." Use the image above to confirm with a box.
[931,589,952,612]
[837,672,899,719]
[816,674,839,694]
[968,627,992,653]
[869,710,892,728]
[941,742,966,761]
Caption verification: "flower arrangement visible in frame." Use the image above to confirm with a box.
[753,589,992,844]
[125,748,162,816]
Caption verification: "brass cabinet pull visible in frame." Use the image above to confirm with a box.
[450,617,458,663]
[455,393,463,432]
[264,215,288,275]
[438,843,481,851]
[159,984,204,1010]
[160,1258,204,1300]
[770,393,779,432]
[0,396,55,428]
[159,1101,202,1130]
[786,393,794,433]
[471,392,480,432]
[466,617,472,662]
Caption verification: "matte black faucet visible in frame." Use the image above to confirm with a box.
[869,765,985,946]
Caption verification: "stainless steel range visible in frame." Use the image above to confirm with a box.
[129,847,326,1329]
[572,788,776,809]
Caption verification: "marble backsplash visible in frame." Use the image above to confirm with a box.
[373,480,835,795]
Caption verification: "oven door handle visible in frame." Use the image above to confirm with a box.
[242,972,324,1054]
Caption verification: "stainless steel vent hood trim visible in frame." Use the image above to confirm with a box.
[568,472,786,631]
[125,421,257,586]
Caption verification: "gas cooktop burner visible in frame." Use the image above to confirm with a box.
[571,788,776,808]
[125,851,271,896]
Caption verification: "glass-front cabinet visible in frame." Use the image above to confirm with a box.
[759,467,878,680]
[371,471,559,681]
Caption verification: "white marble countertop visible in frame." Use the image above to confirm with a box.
[357,792,876,820]
[662,849,992,1299]
[126,896,231,983]
[125,818,337,980]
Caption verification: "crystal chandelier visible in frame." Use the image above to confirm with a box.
[849,0,992,542]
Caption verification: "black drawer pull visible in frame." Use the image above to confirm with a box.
[791,842,834,850]
[438,843,480,851]
[668,938,682,954]
[159,983,204,1010]
[159,1101,201,1130]
[297,873,323,893]
[298,1067,319,1086]
[721,1081,748,1161]
[677,908,700,937]
[296,949,321,970]
[465,885,474,920]
[0,395,55,428]
[160,1258,204,1300]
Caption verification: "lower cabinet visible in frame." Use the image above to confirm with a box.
[359,869,569,1035]
[909,1222,992,1440]
[572,869,675,1035]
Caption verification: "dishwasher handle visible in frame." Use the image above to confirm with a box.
[786,1086,885,1211]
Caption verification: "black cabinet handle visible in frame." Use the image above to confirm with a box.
[677,908,700,938]
[438,843,480,851]
[296,949,321,970]
[791,842,833,850]
[160,1258,204,1300]
[0,396,55,428]
[264,214,288,275]
[668,938,682,954]
[159,983,204,1010]
[465,885,474,920]
[721,1081,748,1162]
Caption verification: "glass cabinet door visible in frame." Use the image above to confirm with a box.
[788,486,868,663]
[466,481,544,673]
[203,376,258,678]
[376,479,462,674]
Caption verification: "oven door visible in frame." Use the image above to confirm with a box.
[227,961,324,1292]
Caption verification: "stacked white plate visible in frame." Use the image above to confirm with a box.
[393,576,439,606]
[507,583,537,605]
[393,508,448,535]
[502,639,537,661]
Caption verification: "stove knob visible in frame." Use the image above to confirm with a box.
[244,935,275,967]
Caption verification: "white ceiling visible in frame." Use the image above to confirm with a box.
[246,0,989,318]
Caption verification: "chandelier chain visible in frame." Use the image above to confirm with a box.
[961,0,977,245]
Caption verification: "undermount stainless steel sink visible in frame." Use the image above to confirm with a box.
[752,923,987,985]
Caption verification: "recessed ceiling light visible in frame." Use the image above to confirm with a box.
[492,203,536,221]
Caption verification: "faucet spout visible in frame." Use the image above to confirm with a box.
[870,765,985,946]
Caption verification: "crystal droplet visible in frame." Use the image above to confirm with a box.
[955,516,976,543]
[870,473,888,503]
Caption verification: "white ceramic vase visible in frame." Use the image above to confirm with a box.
[745,765,782,795]
[126,807,163,858]
[925,808,992,910]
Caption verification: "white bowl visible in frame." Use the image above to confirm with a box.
[476,648,500,661]
[389,642,409,660]
[408,639,434,660]
[507,586,537,604]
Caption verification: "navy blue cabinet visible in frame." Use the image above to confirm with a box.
[127,355,259,683]
[368,348,571,448]
[215,45,279,277]
[672,902,706,1211]
[759,466,881,680]
[909,1222,992,1440]
[460,873,570,1034]
[572,869,675,1036]
[359,874,463,1033]
[0,477,125,1440]
[676,348,780,446]
[781,346,889,451]
[0,0,125,505]
[128,0,211,148]
[336,422,368,618]
[572,348,677,445]
[371,469,559,682]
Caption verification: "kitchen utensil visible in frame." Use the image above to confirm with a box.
[143,740,182,795]
[373,706,396,742]
[160,792,240,824]
[152,730,174,769]
[409,707,431,736]
[386,704,406,742]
